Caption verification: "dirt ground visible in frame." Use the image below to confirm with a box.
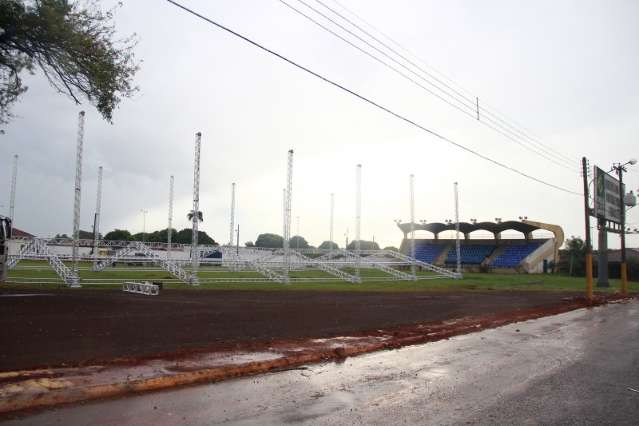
[0,288,584,372]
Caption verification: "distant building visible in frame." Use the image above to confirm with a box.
[11,228,35,239]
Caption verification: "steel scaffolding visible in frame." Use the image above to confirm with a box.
[70,111,85,288]
[167,175,174,260]
[9,154,17,222]
[92,166,103,267]
[190,132,202,285]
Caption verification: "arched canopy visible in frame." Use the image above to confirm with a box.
[398,220,550,238]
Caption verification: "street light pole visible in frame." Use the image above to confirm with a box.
[613,160,636,295]
[140,209,148,243]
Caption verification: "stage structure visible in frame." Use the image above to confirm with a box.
[6,237,459,285]
[189,132,202,285]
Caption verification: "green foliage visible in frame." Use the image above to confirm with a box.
[561,236,586,276]
[103,227,216,245]
[289,235,309,249]
[0,0,138,127]
[55,230,100,239]
[187,210,203,222]
[255,233,284,248]
[347,240,380,250]
[103,229,132,241]
[318,241,338,250]
[245,241,255,247]
[383,246,399,252]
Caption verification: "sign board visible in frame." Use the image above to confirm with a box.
[594,166,624,224]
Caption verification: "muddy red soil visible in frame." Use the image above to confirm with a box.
[0,288,588,372]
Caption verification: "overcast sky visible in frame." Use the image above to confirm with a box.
[1,0,638,249]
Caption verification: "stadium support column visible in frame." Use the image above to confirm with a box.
[409,174,416,278]
[229,182,236,246]
[454,182,462,278]
[581,157,593,301]
[167,175,174,261]
[92,166,103,267]
[70,111,85,288]
[190,132,202,286]
[9,154,18,226]
[283,150,294,282]
[596,217,609,287]
[355,164,362,278]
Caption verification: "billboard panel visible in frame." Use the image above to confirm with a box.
[594,166,624,223]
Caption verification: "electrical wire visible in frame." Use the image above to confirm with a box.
[287,0,579,172]
[163,0,582,196]
[322,0,581,167]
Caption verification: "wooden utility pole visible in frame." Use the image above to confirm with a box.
[582,157,593,301]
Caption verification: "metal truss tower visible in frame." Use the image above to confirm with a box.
[355,164,362,277]
[329,193,334,248]
[190,132,202,285]
[283,149,294,279]
[9,154,17,222]
[229,182,236,246]
[71,111,85,287]
[454,182,462,277]
[167,175,174,260]
[409,174,416,277]
[282,187,287,245]
[92,166,103,266]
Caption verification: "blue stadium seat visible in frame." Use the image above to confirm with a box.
[445,244,495,265]
[413,242,446,264]
[491,242,542,268]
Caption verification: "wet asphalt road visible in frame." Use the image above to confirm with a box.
[5,300,639,425]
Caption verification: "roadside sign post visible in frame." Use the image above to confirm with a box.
[593,164,628,292]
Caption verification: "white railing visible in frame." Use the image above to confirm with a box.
[384,250,461,279]
[131,242,193,284]
[291,251,360,283]
[339,249,415,281]
[92,244,137,271]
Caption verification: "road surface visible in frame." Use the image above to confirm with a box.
[5,300,639,425]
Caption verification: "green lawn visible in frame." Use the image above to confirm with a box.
[4,260,637,293]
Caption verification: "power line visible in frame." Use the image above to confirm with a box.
[322,0,581,167]
[285,0,579,172]
[163,0,582,196]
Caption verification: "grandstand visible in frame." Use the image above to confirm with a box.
[398,219,563,273]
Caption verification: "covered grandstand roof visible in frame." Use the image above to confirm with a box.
[397,220,546,236]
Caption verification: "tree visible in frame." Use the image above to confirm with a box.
[0,0,138,127]
[347,240,380,251]
[255,233,284,248]
[78,229,97,239]
[318,241,338,250]
[103,229,132,241]
[383,246,399,252]
[187,210,203,222]
[564,236,586,276]
[173,228,216,245]
[289,235,309,249]
[245,241,255,247]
